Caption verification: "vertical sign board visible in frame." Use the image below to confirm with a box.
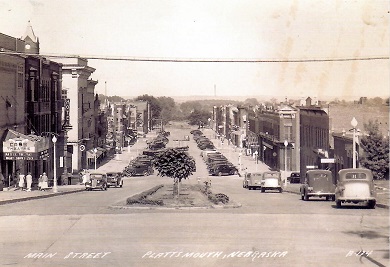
[64,98,70,127]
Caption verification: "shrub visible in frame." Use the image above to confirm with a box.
[126,184,164,205]
[199,185,229,204]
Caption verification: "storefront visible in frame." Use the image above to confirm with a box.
[2,129,51,188]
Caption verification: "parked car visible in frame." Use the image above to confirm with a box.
[300,170,335,201]
[288,172,301,184]
[124,164,154,176]
[85,172,108,191]
[210,164,239,176]
[106,172,123,188]
[260,171,282,193]
[246,172,263,190]
[335,168,376,209]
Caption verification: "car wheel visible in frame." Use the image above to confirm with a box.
[120,182,123,188]
[233,170,238,175]
[143,171,149,176]
[368,200,376,209]
[331,196,336,201]
[130,171,135,177]
[279,188,283,193]
[336,200,341,208]
[261,188,265,193]
[304,192,309,201]
[218,172,222,176]
[325,196,329,201]
[104,184,107,190]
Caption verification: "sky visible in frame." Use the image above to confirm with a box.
[0,0,389,100]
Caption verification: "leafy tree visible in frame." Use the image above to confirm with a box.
[243,98,259,107]
[157,96,178,123]
[135,94,162,119]
[359,120,389,180]
[98,94,126,103]
[187,109,212,126]
[152,148,196,197]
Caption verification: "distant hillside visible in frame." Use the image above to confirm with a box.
[329,104,389,136]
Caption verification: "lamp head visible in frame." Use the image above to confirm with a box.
[351,117,358,128]
[52,135,57,143]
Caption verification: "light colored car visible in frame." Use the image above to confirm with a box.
[246,172,263,190]
[260,171,282,193]
[85,173,108,191]
[300,170,335,201]
[335,168,376,209]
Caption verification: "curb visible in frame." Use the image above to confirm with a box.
[283,189,389,209]
[109,202,242,210]
[0,188,85,206]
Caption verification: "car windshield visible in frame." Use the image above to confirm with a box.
[345,172,367,179]
[106,173,116,177]
[90,174,104,179]
[263,172,279,178]
[308,173,329,182]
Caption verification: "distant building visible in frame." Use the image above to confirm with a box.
[298,105,330,179]
[332,132,362,173]
[56,57,98,172]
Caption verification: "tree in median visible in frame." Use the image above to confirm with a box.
[152,148,196,197]
[359,120,389,180]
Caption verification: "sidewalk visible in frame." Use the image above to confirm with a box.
[204,128,389,209]
[0,132,153,206]
[0,185,85,205]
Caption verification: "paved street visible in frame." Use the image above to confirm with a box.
[0,125,388,267]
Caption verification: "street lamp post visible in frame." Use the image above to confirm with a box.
[351,117,358,169]
[94,148,98,170]
[284,140,288,187]
[52,135,58,193]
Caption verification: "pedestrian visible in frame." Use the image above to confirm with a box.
[26,172,33,192]
[0,173,4,186]
[38,175,43,190]
[41,172,48,191]
[82,171,89,184]
[18,173,25,190]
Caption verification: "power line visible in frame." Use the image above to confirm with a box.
[0,50,388,63]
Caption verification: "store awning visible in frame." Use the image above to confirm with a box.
[2,129,50,160]
[86,149,103,159]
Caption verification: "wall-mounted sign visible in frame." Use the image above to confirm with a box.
[2,130,50,160]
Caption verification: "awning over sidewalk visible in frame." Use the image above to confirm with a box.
[86,149,103,159]
[2,129,50,160]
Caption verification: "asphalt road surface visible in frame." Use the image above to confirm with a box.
[0,124,388,267]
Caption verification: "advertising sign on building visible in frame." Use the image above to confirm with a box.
[2,130,50,160]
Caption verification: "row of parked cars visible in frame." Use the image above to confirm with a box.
[191,129,216,150]
[299,168,377,208]
[85,172,124,191]
[246,168,377,208]
[190,130,240,176]
[123,155,154,177]
[243,171,283,192]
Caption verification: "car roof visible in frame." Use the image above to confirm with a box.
[306,170,332,175]
[338,168,373,180]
